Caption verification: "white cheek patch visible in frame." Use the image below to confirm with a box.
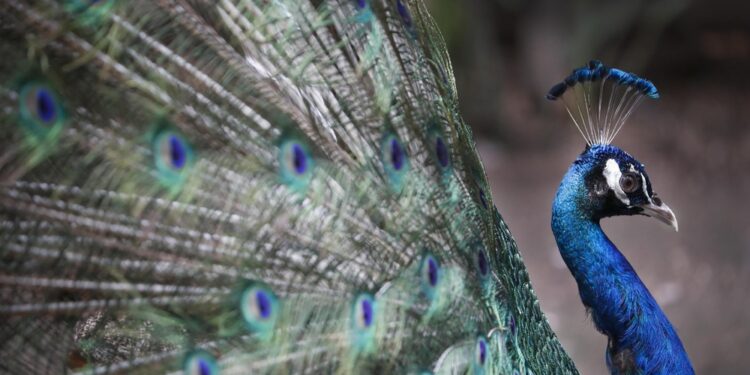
[603,159,630,205]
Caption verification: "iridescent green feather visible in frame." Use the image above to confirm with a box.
[0,1,576,374]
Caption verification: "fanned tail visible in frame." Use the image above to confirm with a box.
[0,1,576,374]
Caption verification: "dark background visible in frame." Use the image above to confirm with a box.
[425,0,750,373]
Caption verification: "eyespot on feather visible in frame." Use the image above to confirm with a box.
[151,125,195,190]
[183,350,219,375]
[17,81,67,142]
[419,254,440,299]
[396,0,413,29]
[239,284,279,336]
[350,293,377,350]
[434,134,451,170]
[478,188,488,209]
[380,132,409,191]
[278,137,314,193]
[475,337,489,367]
[476,248,489,278]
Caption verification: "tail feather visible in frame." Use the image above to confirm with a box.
[0,0,576,374]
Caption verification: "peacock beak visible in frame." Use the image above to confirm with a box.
[638,201,678,232]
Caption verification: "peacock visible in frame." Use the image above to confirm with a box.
[0,1,690,374]
[546,61,694,374]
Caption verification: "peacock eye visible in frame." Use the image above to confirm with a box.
[239,284,279,335]
[475,337,488,366]
[350,293,377,350]
[353,294,376,330]
[396,0,413,28]
[619,173,640,193]
[434,136,450,168]
[151,125,195,190]
[421,255,439,288]
[183,351,218,375]
[380,132,409,191]
[354,0,367,9]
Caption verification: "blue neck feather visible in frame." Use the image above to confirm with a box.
[552,155,694,375]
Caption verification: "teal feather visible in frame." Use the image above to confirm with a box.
[0,1,577,374]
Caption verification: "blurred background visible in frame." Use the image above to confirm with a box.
[424,0,750,373]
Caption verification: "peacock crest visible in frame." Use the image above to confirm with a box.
[546,60,659,146]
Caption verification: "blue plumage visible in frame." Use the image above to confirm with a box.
[547,61,693,373]
[546,60,659,101]
[551,145,693,374]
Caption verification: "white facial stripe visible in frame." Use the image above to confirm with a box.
[629,162,652,202]
[630,162,652,203]
[641,173,652,203]
[603,159,630,205]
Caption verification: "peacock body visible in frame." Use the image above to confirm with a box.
[0,1,578,374]
[547,61,694,374]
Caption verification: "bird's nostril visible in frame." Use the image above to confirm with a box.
[652,196,662,206]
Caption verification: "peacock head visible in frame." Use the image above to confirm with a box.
[573,144,677,230]
[548,60,676,230]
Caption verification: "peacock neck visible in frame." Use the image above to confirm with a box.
[551,163,694,374]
